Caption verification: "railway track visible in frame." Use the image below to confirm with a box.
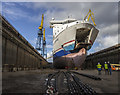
[71,71,101,80]
[45,71,98,94]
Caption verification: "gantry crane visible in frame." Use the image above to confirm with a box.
[84,9,96,26]
[43,28,47,58]
[36,14,47,59]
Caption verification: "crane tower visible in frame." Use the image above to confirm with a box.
[36,14,47,59]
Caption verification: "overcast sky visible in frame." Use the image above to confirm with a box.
[1,2,119,62]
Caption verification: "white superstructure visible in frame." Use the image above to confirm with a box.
[50,18,90,39]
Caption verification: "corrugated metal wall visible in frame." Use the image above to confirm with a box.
[2,15,48,72]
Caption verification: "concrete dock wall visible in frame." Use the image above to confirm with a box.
[83,44,120,69]
[1,15,48,72]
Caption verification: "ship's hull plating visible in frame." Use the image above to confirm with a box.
[53,23,99,68]
[53,48,86,69]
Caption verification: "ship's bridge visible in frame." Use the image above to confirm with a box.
[50,18,77,39]
[50,18,77,27]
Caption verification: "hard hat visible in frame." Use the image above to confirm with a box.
[108,61,109,63]
[105,62,106,63]
[52,18,55,20]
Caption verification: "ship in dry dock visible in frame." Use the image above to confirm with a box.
[50,9,99,69]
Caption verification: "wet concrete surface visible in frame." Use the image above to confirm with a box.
[2,69,120,94]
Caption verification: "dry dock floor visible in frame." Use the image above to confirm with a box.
[2,69,120,94]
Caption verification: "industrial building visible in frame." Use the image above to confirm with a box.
[2,15,48,72]
[83,44,120,69]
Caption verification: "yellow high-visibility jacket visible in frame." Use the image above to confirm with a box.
[104,63,108,69]
[97,64,102,69]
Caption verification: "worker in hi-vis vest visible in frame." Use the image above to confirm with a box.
[97,62,102,75]
[104,62,108,75]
